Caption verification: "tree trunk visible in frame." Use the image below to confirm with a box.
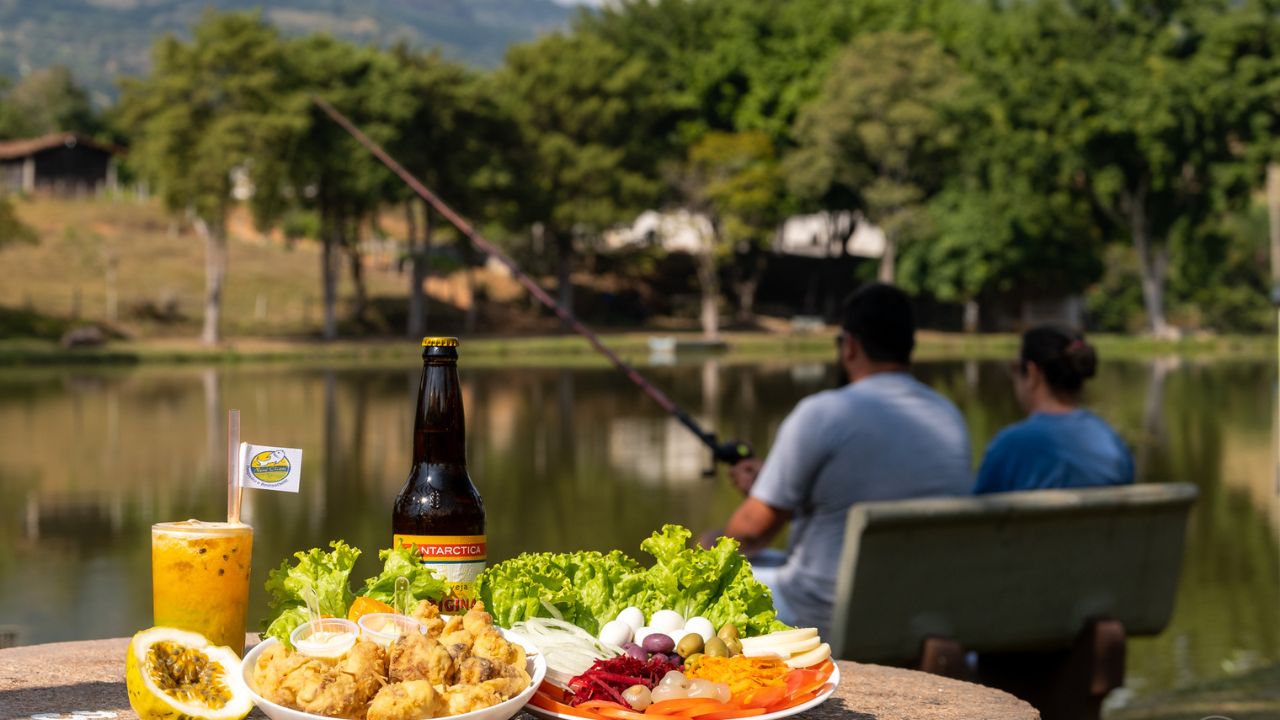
[406,201,423,338]
[347,217,368,327]
[321,208,339,341]
[732,252,765,323]
[963,298,980,334]
[555,231,574,322]
[697,241,719,339]
[192,213,226,346]
[1125,181,1172,338]
[878,231,896,284]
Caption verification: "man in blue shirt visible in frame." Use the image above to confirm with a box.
[974,326,1133,494]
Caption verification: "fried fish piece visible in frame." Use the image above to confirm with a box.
[389,632,456,687]
[441,682,506,715]
[411,600,446,639]
[368,680,445,720]
[460,603,494,637]
[251,640,387,719]
[471,630,526,670]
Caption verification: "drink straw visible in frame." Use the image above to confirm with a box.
[227,409,241,524]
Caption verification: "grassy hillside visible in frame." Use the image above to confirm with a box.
[0,196,407,338]
[0,0,573,102]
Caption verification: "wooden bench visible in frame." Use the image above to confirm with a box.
[829,483,1198,720]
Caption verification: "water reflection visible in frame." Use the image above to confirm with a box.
[0,358,1274,703]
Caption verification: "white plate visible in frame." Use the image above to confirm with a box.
[243,628,546,720]
[524,662,840,720]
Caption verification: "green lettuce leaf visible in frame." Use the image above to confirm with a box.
[640,524,786,636]
[476,549,649,635]
[360,546,449,607]
[477,525,786,639]
[261,540,361,647]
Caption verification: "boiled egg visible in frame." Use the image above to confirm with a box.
[650,610,685,634]
[599,619,634,647]
[683,616,715,642]
[617,606,645,632]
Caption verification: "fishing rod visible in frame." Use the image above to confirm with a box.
[313,96,752,470]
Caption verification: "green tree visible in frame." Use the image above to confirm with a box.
[788,31,971,285]
[676,131,783,336]
[262,35,411,339]
[1040,0,1259,336]
[497,28,672,314]
[895,3,1104,330]
[118,11,296,345]
[388,47,516,337]
[0,66,98,139]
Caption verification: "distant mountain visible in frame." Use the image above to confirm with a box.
[0,0,575,103]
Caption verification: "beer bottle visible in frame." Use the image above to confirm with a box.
[393,337,485,613]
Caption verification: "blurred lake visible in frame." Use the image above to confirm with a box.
[0,356,1275,704]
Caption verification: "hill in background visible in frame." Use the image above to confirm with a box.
[0,0,574,103]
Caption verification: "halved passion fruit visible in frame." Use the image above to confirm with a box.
[125,626,253,720]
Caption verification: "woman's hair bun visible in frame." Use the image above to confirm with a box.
[1064,339,1097,380]
[1021,326,1098,395]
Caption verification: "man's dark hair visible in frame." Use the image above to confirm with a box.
[841,283,915,365]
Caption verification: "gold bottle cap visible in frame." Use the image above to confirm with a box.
[421,336,460,348]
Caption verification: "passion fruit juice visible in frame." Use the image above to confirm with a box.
[151,521,253,656]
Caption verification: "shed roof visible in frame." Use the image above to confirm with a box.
[0,132,122,161]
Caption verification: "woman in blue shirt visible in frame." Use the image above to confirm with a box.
[974,326,1134,494]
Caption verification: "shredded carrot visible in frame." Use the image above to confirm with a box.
[685,656,790,698]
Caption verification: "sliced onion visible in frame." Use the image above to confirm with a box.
[513,618,622,688]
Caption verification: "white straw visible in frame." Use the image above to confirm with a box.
[227,409,241,524]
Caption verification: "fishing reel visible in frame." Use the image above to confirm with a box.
[702,438,754,478]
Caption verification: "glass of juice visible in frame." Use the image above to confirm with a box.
[152,520,253,656]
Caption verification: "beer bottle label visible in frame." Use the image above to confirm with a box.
[394,534,486,613]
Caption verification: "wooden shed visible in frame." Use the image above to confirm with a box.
[0,132,121,196]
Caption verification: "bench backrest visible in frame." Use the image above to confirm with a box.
[829,483,1198,664]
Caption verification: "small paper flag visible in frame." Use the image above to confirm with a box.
[240,442,303,493]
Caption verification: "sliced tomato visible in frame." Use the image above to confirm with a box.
[784,668,821,695]
[765,683,835,714]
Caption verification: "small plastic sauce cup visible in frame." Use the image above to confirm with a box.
[291,618,359,658]
[358,613,426,647]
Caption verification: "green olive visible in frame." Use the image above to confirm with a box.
[716,624,739,642]
[676,633,704,658]
[684,652,704,668]
[723,637,743,656]
[704,636,730,658]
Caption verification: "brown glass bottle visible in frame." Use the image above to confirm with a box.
[392,337,485,613]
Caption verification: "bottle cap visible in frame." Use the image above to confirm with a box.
[421,337,460,348]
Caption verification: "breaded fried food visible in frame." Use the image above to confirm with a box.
[389,632,456,686]
[252,639,387,719]
[368,680,444,720]
[340,638,390,702]
[471,630,526,670]
[459,603,494,637]
[411,600,445,638]
[441,682,506,715]
[458,659,530,699]
[456,656,497,685]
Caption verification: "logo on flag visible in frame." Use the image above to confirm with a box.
[241,443,302,492]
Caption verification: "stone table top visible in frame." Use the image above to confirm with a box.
[0,639,1038,720]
